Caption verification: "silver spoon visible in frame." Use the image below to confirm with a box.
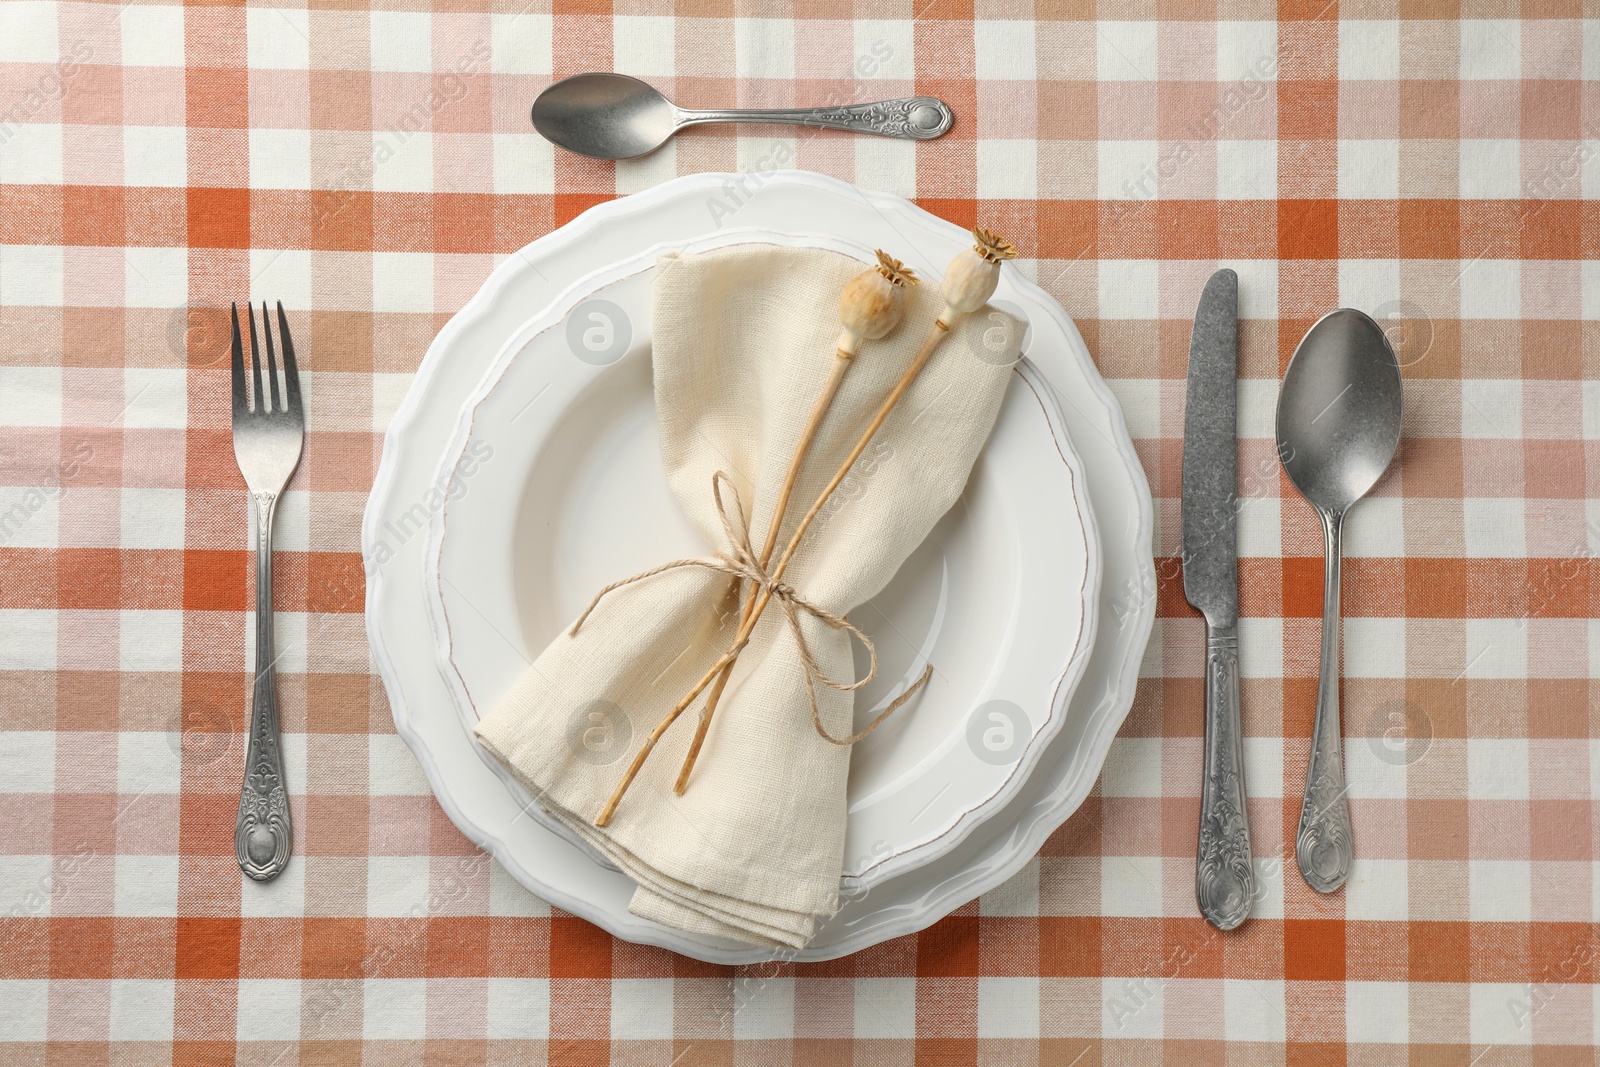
[531,73,954,159]
[1276,308,1402,893]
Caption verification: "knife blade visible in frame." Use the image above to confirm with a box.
[1182,268,1254,930]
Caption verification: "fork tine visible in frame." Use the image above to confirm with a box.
[276,302,302,417]
[260,301,282,414]
[230,303,247,416]
[246,301,265,415]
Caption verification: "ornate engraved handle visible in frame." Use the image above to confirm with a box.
[678,97,954,140]
[237,492,292,881]
[1196,622,1254,930]
[1297,510,1352,892]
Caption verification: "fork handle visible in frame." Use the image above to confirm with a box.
[237,490,292,881]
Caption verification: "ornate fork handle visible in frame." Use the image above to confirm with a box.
[1196,624,1254,929]
[678,97,953,139]
[237,490,292,881]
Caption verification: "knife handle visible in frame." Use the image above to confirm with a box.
[1196,621,1254,930]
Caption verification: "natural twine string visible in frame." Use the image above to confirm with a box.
[569,470,931,748]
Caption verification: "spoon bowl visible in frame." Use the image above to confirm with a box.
[1277,309,1403,514]
[531,72,955,159]
[1277,307,1402,895]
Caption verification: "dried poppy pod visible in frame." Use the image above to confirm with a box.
[937,227,1017,326]
[837,250,917,358]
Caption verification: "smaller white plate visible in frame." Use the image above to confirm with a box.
[423,232,1100,893]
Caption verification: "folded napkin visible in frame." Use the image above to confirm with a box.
[475,243,1021,947]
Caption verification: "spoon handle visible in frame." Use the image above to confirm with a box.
[1297,509,1354,892]
[676,98,953,140]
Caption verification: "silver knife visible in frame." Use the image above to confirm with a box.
[1183,268,1254,930]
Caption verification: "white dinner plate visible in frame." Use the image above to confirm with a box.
[364,171,1155,962]
[422,230,1098,894]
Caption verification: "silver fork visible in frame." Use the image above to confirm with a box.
[230,301,304,881]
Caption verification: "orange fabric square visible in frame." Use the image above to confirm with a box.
[549,915,613,979]
[1277,200,1338,260]
[175,917,242,979]
[187,187,252,250]
[1282,919,1345,981]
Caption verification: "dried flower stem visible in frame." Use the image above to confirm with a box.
[597,316,959,825]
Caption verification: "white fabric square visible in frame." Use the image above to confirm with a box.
[1103,974,1163,1037]
[1343,618,1405,678]
[1471,983,1533,1045]
[114,856,179,917]
[117,731,181,795]
[1224,979,1285,1042]
[1233,259,1279,319]
[0,2,59,62]
[731,976,794,1040]
[0,731,54,792]
[249,128,312,190]
[1101,856,1162,916]
[1344,497,1402,557]
[611,978,674,1040]
[369,734,432,795]
[852,23,914,81]
[735,18,794,79]
[614,17,677,77]
[1244,736,1283,799]
[1461,378,1520,438]
[1460,20,1520,79]
[1237,494,1281,559]
[1344,858,1409,920]
[237,979,302,1041]
[120,610,183,672]
[0,855,52,916]
[240,854,305,917]
[1218,20,1277,81]
[1098,140,1159,201]
[0,486,57,549]
[1466,737,1529,800]
[854,978,915,1039]
[1458,259,1520,319]
[1462,498,1526,557]
[1459,140,1522,199]
[119,5,186,67]
[1247,855,1284,920]
[976,21,1036,80]
[1239,617,1283,679]
[251,249,313,312]
[370,11,433,72]
[1101,737,1162,797]
[490,13,552,75]
[367,856,432,917]
[493,132,554,197]
[978,977,1040,1038]
[488,863,549,917]
[0,367,61,425]
[1339,259,1401,319]
[120,487,186,551]
[1097,259,1159,319]
[371,130,433,193]
[977,140,1037,200]
[124,248,187,310]
[0,124,63,185]
[1097,22,1158,80]
[486,978,550,1039]
[1463,618,1527,679]
[1339,21,1400,80]
[981,857,1040,916]
[247,7,311,70]
[363,978,426,1039]
[123,125,187,187]
[0,612,57,672]
[1339,139,1399,199]
[372,252,435,315]
[0,246,59,306]
[1345,732,1410,799]
[1469,860,1532,922]
[0,981,49,1041]
[854,137,917,199]
[123,368,188,430]
[1346,981,1408,1042]
[1217,139,1276,199]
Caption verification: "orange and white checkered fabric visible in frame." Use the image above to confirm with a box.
[1,0,1596,1059]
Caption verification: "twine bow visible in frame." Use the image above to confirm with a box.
[569,471,930,746]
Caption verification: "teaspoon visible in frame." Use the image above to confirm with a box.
[531,73,954,159]
[1276,308,1403,893]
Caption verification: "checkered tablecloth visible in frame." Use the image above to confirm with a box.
[2,0,1596,1059]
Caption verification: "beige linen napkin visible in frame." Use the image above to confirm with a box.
[475,243,1021,947]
